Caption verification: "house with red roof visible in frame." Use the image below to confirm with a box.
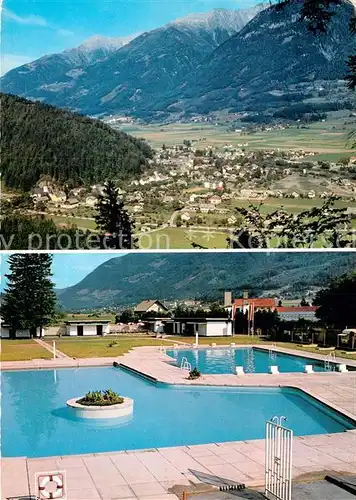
[224,291,319,323]
[232,298,276,318]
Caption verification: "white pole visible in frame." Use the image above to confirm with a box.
[195,327,199,347]
[53,340,56,359]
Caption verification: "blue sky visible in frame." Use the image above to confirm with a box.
[0,253,124,291]
[1,0,260,74]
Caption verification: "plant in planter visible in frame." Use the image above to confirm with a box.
[188,367,201,380]
[77,389,124,406]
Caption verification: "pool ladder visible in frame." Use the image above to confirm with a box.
[245,348,256,373]
[324,352,336,371]
[268,344,277,361]
[180,357,192,371]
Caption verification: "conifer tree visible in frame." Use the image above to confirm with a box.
[95,180,136,249]
[314,272,356,329]
[2,254,57,337]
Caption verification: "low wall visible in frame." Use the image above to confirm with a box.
[43,326,66,336]
[43,324,148,336]
[66,397,134,419]
[109,324,147,334]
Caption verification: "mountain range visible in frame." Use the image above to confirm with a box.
[1,2,354,121]
[57,252,356,310]
[163,0,356,119]
[1,7,262,114]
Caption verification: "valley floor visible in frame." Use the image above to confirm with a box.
[118,115,354,160]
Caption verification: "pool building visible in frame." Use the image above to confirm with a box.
[164,316,233,336]
[0,319,111,338]
[64,319,110,336]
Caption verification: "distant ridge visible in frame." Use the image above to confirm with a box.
[58,252,356,310]
[0,5,265,115]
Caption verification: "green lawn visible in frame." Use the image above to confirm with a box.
[3,336,353,362]
[44,335,176,358]
[1,340,52,361]
[50,215,96,230]
[137,227,229,249]
[228,197,355,214]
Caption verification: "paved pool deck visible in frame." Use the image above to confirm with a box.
[1,344,356,500]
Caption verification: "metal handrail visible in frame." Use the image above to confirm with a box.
[180,356,188,368]
[180,357,191,371]
[324,351,336,371]
[182,360,192,371]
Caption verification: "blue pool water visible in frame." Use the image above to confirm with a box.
[2,367,354,457]
[167,347,329,374]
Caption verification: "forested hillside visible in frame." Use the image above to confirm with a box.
[58,252,356,309]
[1,93,153,190]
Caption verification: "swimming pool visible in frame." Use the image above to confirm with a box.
[167,347,330,374]
[2,367,354,457]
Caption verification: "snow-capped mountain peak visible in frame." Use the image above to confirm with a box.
[171,5,268,33]
[77,34,139,52]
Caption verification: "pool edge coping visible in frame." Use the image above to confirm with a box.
[117,362,356,426]
[2,343,356,425]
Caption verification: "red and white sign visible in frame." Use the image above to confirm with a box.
[36,471,66,499]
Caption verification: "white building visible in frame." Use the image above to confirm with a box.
[181,213,191,222]
[65,320,110,336]
[85,196,97,207]
[0,325,42,338]
[134,300,168,316]
[167,318,232,337]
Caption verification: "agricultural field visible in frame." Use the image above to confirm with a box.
[119,113,355,159]
[225,196,356,214]
[137,227,229,249]
[50,215,96,231]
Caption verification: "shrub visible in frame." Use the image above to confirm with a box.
[77,389,124,406]
[188,367,201,380]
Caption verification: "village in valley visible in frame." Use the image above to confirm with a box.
[22,139,356,237]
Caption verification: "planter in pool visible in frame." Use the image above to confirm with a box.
[66,396,134,419]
